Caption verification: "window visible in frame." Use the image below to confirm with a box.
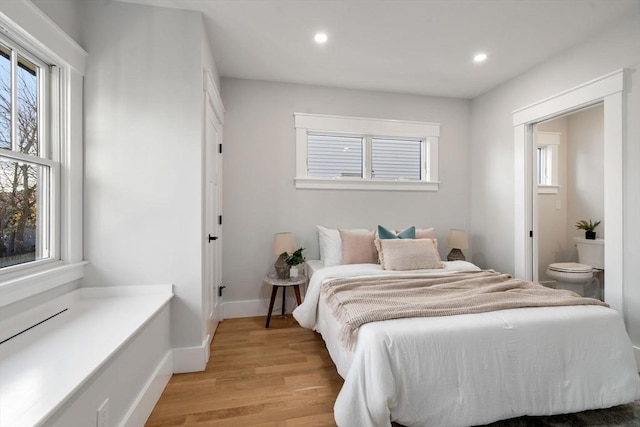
[535,131,560,194]
[536,146,550,184]
[371,137,422,180]
[295,113,439,191]
[307,134,363,177]
[0,37,55,270]
[0,3,86,306]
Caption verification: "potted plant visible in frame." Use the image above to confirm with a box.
[284,248,306,278]
[575,219,601,240]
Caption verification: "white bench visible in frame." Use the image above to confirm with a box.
[0,285,173,427]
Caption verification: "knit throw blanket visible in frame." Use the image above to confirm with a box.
[321,270,608,350]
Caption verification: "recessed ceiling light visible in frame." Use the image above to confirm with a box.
[473,53,488,63]
[314,33,328,44]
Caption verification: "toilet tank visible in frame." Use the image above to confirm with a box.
[574,237,604,269]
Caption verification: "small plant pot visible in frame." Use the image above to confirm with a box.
[585,230,596,240]
[290,266,299,278]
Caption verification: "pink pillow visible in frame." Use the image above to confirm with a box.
[415,227,436,239]
[339,229,378,264]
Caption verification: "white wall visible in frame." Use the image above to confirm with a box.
[221,78,470,315]
[79,0,208,352]
[536,119,568,282]
[201,22,221,91]
[566,104,605,242]
[470,13,640,358]
[31,0,82,46]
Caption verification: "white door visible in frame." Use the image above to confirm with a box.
[205,91,222,337]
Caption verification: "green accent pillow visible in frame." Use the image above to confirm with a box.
[377,225,416,239]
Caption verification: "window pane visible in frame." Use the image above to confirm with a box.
[537,146,551,185]
[537,147,544,184]
[17,55,39,156]
[307,134,363,178]
[0,43,10,150]
[372,138,421,180]
[0,158,48,268]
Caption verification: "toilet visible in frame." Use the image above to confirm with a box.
[546,237,604,299]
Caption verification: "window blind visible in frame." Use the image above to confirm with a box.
[307,134,363,177]
[372,138,421,180]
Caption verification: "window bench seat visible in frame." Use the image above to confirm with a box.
[0,285,173,427]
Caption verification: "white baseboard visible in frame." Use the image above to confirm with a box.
[172,335,211,373]
[120,350,172,427]
[223,297,299,319]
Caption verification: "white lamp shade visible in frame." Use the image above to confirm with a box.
[273,232,295,255]
[447,229,469,249]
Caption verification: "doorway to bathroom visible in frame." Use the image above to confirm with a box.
[532,103,604,299]
[512,69,624,315]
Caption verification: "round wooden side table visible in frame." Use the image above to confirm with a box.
[264,273,306,328]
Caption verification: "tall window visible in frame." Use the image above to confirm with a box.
[536,146,551,185]
[535,131,560,194]
[0,36,55,270]
[295,113,440,191]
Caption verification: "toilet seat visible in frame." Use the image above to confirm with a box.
[546,262,594,284]
[548,262,593,273]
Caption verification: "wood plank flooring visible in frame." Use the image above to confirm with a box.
[146,316,343,427]
[146,316,640,427]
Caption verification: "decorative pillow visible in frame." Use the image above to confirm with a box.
[378,225,416,239]
[317,225,368,267]
[339,229,378,264]
[413,227,436,239]
[376,238,444,271]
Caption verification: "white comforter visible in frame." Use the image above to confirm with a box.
[293,262,640,427]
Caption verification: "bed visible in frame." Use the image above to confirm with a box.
[293,260,640,427]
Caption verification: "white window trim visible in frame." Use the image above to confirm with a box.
[537,185,559,195]
[0,0,86,307]
[294,113,440,191]
[535,131,560,195]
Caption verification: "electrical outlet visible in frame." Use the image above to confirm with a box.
[97,398,109,427]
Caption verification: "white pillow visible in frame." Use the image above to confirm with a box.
[317,225,368,267]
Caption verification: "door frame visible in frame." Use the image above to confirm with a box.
[512,69,624,314]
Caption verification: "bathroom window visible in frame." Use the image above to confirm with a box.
[537,146,551,184]
[535,131,559,194]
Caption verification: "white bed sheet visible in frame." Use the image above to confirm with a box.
[305,259,325,278]
[293,262,640,427]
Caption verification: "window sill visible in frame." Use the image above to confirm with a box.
[295,177,439,191]
[537,185,559,195]
[0,261,87,307]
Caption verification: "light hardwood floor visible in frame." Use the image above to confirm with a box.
[146,316,343,427]
[146,316,640,427]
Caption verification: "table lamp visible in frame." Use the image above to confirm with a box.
[447,229,468,261]
[273,232,295,279]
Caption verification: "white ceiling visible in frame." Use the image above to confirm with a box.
[120,0,639,99]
